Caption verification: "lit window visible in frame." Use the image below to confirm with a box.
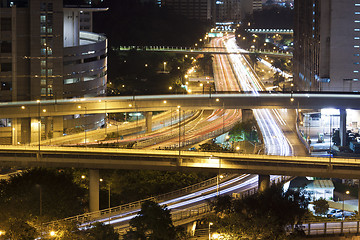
[40,26,46,33]
[354,62,360,65]
[354,46,360,48]
[47,69,52,76]
[354,70,359,73]
[40,15,46,23]
[41,88,46,96]
[356,20,360,23]
[41,48,46,56]
[41,79,46,85]
[355,29,360,32]
[356,12,360,14]
[355,37,360,40]
[41,60,46,67]
[356,3,360,6]
[41,69,46,76]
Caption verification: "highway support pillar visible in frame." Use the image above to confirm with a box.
[11,118,19,145]
[89,169,99,212]
[145,112,153,133]
[258,175,270,192]
[340,109,347,147]
[21,118,31,144]
[52,116,63,138]
[30,117,41,144]
[242,109,254,122]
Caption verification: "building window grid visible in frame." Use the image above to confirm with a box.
[40,2,54,98]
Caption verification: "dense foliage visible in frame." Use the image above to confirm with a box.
[0,168,85,224]
[123,200,177,240]
[210,185,309,239]
[313,198,329,216]
[96,169,215,208]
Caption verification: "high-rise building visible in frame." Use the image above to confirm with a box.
[216,0,262,23]
[0,0,107,144]
[161,0,214,22]
[294,0,360,92]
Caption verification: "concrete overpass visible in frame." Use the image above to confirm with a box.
[115,46,293,57]
[2,92,360,119]
[245,28,294,35]
[1,145,360,179]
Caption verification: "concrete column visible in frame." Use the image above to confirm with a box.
[11,118,19,145]
[52,116,63,138]
[145,112,153,133]
[242,109,254,122]
[258,175,270,192]
[89,169,99,212]
[339,109,347,147]
[30,117,41,144]
[45,117,51,140]
[21,118,31,144]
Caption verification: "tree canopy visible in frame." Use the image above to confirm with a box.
[210,185,309,239]
[123,200,176,240]
[0,168,85,224]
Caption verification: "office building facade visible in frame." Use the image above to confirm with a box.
[0,0,107,144]
[294,0,360,92]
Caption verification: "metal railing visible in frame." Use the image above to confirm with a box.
[44,173,235,227]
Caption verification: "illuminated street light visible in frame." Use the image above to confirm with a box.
[163,100,167,104]
[21,106,25,109]
[81,175,86,179]
[169,86,172,90]
[163,62,167,72]
[49,231,56,237]
[209,222,213,240]
[0,230,5,236]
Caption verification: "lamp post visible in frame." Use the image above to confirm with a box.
[208,222,213,240]
[163,62,167,73]
[343,190,350,220]
[329,115,333,165]
[37,100,41,154]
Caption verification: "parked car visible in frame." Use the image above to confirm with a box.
[327,209,355,219]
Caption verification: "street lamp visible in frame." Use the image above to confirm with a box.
[209,222,213,240]
[343,190,350,220]
[37,100,41,154]
[163,62,167,72]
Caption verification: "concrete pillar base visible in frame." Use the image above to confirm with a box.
[258,175,270,192]
[89,169,99,212]
[145,112,153,133]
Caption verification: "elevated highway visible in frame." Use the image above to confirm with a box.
[1,145,360,179]
[115,46,292,57]
[2,92,360,118]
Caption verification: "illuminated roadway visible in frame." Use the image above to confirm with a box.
[0,146,359,179]
[2,93,360,119]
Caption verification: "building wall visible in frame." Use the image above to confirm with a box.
[0,1,107,143]
[162,0,213,21]
[294,0,360,92]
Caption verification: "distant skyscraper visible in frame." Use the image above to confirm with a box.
[216,0,262,23]
[0,0,107,144]
[294,0,360,92]
[161,0,214,22]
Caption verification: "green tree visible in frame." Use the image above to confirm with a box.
[86,222,119,240]
[123,200,176,240]
[0,168,85,224]
[229,120,258,142]
[313,198,329,216]
[211,185,308,239]
[2,218,37,240]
